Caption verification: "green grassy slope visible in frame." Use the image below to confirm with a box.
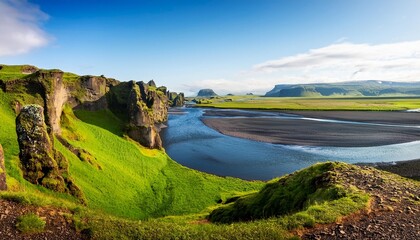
[195,96,420,111]
[0,65,31,81]
[209,162,369,224]
[0,90,262,220]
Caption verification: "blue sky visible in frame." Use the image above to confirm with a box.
[1,0,420,95]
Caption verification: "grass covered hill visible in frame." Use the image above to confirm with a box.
[265,80,420,97]
[0,64,419,239]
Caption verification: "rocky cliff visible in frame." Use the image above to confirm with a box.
[0,65,179,197]
[168,92,185,107]
[0,67,176,149]
[107,80,168,148]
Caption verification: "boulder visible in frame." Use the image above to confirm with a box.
[0,144,6,190]
[15,105,83,200]
[16,105,66,191]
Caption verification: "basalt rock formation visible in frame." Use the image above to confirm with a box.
[108,80,168,148]
[168,92,185,107]
[2,70,118,134]
[0,65,179,199]
[1,66,176,150]
[0,144,6,191]
[15,105,83,200]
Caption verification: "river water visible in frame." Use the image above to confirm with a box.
[162,107,420,180]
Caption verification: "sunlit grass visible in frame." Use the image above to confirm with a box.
[195,96,420,111]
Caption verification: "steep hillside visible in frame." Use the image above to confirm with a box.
[265,80,420,97]
[0,64,262,221]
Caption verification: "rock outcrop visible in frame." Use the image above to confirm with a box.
[3,70,68,134]
[125,81,166,148]
[168,92,185,107]
[38,70,68,134]
[16,105,83,200]
[0,144,6,190]
[21,65,38,74]
[3,66,171,150]
[197,89,217,97]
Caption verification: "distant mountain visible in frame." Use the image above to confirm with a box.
[265,80,420,97]
[197,88,218,97]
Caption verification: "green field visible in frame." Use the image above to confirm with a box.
[193,95,420,111]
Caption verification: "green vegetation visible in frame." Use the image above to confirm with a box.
[209,162,369,223]
[87,215,295,240]
[265,81,420,97]
[64,107,262,219]
[16,213,46,233]
[195,95,420,111]
[0,65,32,81]
[2,65,413,239]
[0,89,263,220]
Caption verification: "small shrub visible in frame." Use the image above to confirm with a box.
[16,213,46,233]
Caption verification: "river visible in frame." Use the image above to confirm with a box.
[162,107,420,180]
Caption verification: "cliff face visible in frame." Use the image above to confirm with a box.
[111,80,168,149]
[1,67,175,149]
[37,70,68,134]
[2,70,68,134]
[168,92,185,107]
[0,66,177,198]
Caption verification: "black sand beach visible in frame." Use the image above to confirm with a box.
[202,110,420,147]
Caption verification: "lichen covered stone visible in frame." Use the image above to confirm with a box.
[16,105,66,190]
[16,105,84,201]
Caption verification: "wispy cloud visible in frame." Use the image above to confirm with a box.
[0,0,50,56]
[253,41,420,79]
[184,41,420,96]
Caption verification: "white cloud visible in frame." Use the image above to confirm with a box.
[184,40,420,96]
[0,0,50,56]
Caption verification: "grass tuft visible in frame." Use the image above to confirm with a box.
[16,213,46,233]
